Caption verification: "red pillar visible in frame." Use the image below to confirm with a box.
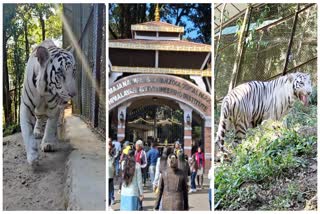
[204,126,211,173]
[184,128,192,157]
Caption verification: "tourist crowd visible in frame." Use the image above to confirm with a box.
[108,138,213,211]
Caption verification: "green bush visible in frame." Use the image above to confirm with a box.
[214,103,317,210]
[3,124,20,137]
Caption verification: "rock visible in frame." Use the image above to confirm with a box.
[305,194,317,210]
[297,127,317,137]
[239,207,248,211]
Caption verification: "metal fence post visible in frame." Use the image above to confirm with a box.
[92,4,103,127]
[228,4,252,92]
[282,4,300,75]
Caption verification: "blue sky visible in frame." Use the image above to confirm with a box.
[145,3,202,40]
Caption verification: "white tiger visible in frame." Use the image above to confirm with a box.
[215,72,312,153]
[20,40,76,165]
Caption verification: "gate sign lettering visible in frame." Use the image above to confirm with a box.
[109,74,211,116]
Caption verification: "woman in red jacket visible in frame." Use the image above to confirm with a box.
[195,146,205,189]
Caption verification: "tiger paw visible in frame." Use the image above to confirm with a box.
[27,149,39,166]
[41,142,56,152]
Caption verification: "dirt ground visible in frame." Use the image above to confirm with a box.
[3,133,73,210]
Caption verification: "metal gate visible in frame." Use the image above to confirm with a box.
[63,4,106,137]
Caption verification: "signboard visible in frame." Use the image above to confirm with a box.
[109,74,211,116]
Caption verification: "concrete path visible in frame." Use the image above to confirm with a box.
[64,108,106,210]
[111,175,211,211]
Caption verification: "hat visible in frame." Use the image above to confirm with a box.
[175,141,180,145]
[135,140,143,146]
[124,141,130,146]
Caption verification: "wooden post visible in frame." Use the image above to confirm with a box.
[282,4,300,75]
[228,4,252,92]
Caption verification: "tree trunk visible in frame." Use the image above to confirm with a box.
[39,11,45,40]
[24,20,29,61]
[3,37,12,127]
[119,5,125,38]
[13,32,19,124]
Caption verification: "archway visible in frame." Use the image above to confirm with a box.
[109,74,212,168]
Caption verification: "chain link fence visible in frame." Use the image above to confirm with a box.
[63,4,106,137]
[215,3,317,102]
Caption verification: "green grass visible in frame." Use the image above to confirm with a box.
[3,123,21,137]
[214,102,317,210]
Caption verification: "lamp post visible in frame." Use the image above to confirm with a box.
[119,111,124,127]
[186,114,191,126]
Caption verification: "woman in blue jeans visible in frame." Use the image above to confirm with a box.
[188,154,198,193]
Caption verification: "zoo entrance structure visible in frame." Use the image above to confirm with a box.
[109,5,212,170]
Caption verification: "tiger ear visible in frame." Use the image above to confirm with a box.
[35,46,50,67]
[287,73,295,82]
[69,47,75,54]
[66,45,75,55]
[35,46,50,96]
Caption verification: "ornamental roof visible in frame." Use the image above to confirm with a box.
[131,21,184,33]
[109,39,211,52]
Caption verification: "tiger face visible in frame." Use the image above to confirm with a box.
[49,51,76,104]
[36,44,77,105]
[292,72,312,106]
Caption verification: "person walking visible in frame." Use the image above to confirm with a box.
[134,140,147,210]
[173,141,183,157]
[147,142,160,186]
[178,153,190,180]
[120,150,144,211]
[191,140,198,155]
[195,146,205,189]
[188,153,198,193]
[155,154,189,210]
[153,147,173,210]
[108,140,115,210]
[118,141,131,194]
[112,138,122,177]
[208,163,213,211]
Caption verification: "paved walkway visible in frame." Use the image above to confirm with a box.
[64,108,106,210]
[111,175,211,211]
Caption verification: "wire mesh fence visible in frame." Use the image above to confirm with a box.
[214,3,317,102]
[63,4,106,137]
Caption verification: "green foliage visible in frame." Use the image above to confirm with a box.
[215,4,317,100]
[309,86,317,105]
[3,3,62,128]
[214,103,317,210]
[3,124,21,137]
[109,3,211,44]
[284,101,317,128]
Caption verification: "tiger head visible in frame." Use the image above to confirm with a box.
[35,44,76,105]
[290,72,312,106]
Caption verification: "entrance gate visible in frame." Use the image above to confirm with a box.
[109,74,211,167]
